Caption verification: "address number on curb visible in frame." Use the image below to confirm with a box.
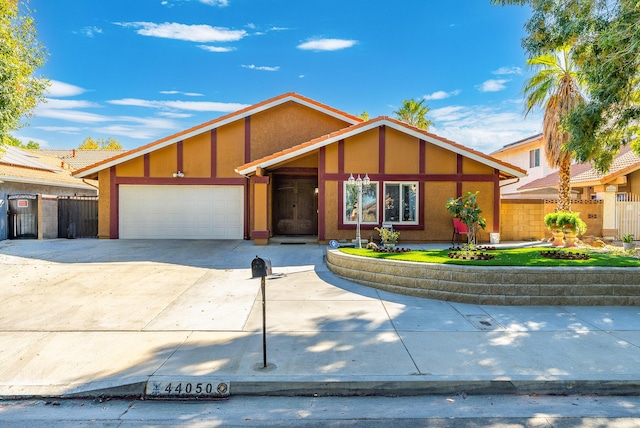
[145,381,230,398]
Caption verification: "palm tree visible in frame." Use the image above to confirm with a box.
[523,46,585,212]
[393,98,434,130]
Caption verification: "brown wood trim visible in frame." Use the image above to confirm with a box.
[493,170,500,232]
[110,167,118,239]
[338,139,344,174]
[252,176,270,184]
[177,140,183,172]
[379,125,385,174]
[144,154,150,177]
[271,167,318,175]
[323,173,497,182]
[210,129,217,178]
[245,116,251,164]
[244,180,250,240]
[456,154,463,197]
[251,230,270,239]
[115,177,246,185]
[318,147,326,241]
[419,139,426,175]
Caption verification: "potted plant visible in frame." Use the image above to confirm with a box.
[543,212,565,247]
[375,226,400,249]
[622,233,635,251]
[556,211,586,247]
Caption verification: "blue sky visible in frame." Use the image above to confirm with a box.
[16,0,542,154]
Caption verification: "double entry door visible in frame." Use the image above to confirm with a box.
[273,176,317,236]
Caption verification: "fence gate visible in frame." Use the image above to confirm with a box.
[58,196,99,238]
[8,194,38,239]
[616,193,640,239]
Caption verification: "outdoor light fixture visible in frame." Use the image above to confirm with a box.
[173,171,185,178]
[347,173,370,249]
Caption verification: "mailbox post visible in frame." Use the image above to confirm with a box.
[251,256,272,368]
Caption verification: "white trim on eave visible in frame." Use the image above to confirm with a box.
[75,94,361,179]
[236,118,526,179]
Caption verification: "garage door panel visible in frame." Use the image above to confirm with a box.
[119,185,244,239]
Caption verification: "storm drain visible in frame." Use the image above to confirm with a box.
[465,315,502,331]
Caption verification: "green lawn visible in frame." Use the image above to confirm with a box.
[339,247,640,267]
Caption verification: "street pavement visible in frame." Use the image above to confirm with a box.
[0,238,639,399]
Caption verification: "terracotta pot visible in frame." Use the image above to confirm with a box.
[551,228,564,247]
[563,229,577,247]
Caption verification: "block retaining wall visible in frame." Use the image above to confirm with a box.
[326,250,640,306]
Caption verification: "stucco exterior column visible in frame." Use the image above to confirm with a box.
[251,175,270,245]
[600,185,618,239]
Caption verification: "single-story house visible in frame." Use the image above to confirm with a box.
[0,146,99,240]
[73,93,525,244]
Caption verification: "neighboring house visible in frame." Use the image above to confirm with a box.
[491,133,565,199]
[519,145,640,237]
[73,93,525,244]
[0,146,99,240]
[35,149,128,171]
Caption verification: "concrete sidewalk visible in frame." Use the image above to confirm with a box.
[0,239,639,398]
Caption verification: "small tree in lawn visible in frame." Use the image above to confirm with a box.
[445,191,487,246]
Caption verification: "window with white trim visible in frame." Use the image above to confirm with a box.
[344,181,379,224]
[529,148,540,168]
[383,182,418,224]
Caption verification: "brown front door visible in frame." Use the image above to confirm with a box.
[273,176,318,235]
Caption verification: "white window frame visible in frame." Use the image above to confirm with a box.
[344,181,379,224]
[529,148,540,168]
[383,182,419,225]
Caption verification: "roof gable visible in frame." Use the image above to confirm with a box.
[74,93,362,179]
[236,116,526,179]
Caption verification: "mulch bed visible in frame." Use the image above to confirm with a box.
[540,250,591,260]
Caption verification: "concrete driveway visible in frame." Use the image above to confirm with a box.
[1,238,640,398]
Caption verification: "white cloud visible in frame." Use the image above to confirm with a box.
[158,112,193,118]
[199,0,228,6]
[241,64,280,72]
[77,26,103,37]
[493,66,522,75]
[297,38,357,51]
[430,104,542,153]
[117,22,246,43]
[107,98,250,112]
[477,79,509,92]
[159,90,203,96]
[423,90,461,101]
[197,44,235,52]
[43,99,100,109]
[47,80,87,97]
[35,126,82,133]
[35,108,111,123]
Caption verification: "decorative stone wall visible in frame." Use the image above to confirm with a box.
[326,249,640,306]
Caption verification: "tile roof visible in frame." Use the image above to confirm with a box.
[35,149,128,170]
[73,93,363,179]
[0,147,97,190]
[519,145,640,191]
[235,116,526,179]
[490,133,543,155]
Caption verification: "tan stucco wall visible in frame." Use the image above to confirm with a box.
[462,182,495,234]
[385,128,419,174]
[325,144,339,174]
[463,158,493,174]
[116,156,144,177]
[426,144,457,174]
[250,101,351,161]
[150,145,177,177]
[217,121,245,178]
[98,169,111,239]
[183,132,211,178]
[423,182,457,241]
[344,129,379,174]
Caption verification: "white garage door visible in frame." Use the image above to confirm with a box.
[119,185,244,239]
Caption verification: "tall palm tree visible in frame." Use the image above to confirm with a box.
[523,46,585,212]
[393,98,434,130]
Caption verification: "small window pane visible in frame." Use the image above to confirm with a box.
[344,182,378,224]
[402,184,417,222]
[384,184,399,222]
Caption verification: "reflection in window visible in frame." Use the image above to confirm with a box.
[344,182,378,223]
[384,183,418,224]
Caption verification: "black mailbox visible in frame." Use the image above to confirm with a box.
[251,256,272,278]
